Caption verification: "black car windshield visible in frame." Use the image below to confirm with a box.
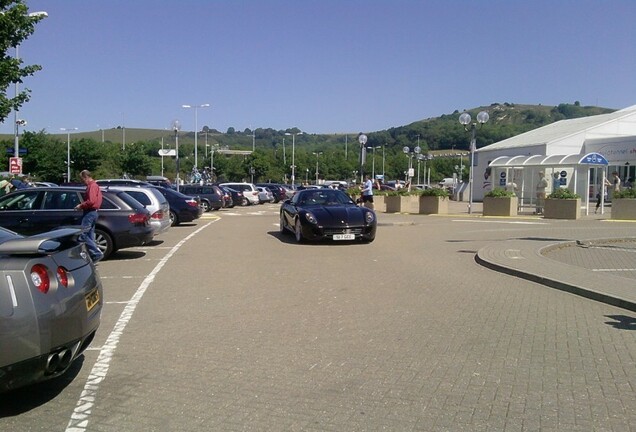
[297,190,354,206]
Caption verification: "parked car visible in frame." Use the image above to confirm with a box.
[217,185,240,207]
[145,175,174,189]
[219,182,260,205]
[215,185,234,208]
[179,184,224,212]
[279,188,376,243]
[0,186,154,259]
[256,183,287,203]
[0,226,103,392]
[151,186,202,226]
[256,186,275,203]
[96,178,151,187]
[102,185,171,236]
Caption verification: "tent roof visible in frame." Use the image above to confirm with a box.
[477,105,636,152]
[488,152,609,168]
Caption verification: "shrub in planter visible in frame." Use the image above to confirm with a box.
[420,187,450,198]
[483,188,518,216]
[611,188,636,220]
[547,188,579,200]
[485,188,516,198]
[544,188,581,219]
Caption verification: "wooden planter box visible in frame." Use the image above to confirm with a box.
[385,195,402,213]
[544,198,581,220]
[419,195,449,214]
[374,195,387,213]
[483,196,518,217]
[611,199,636,220]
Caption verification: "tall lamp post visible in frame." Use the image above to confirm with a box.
[312,152,323,184]
[369,145,382,180]
[13,11,48,159]
[61,127,78,182]
[402,145,421,189]
[285,132,303,184]
[182,103,210,169]
[172,120,182,192]
[459,111,489,214]
[358,134,367,184]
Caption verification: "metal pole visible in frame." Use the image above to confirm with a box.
[194,107,199,168]
[372,147,376,180]
[175,130,180,193]
[66,132,71,181]
[468,126,476,214]
[292,134,296,184]
[13,47,19,158]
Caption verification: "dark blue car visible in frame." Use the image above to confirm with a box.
[151,186,202,226]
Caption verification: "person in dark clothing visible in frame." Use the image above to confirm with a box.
[74,170,104,262]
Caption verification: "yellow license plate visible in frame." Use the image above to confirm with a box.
[85,288,100,312]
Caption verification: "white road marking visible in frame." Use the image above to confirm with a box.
[65,220,218,432]
[592,268,636,272]
[452,219,549,225]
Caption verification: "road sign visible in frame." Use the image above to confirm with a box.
[5,148,27,155]
[9,157,22,175]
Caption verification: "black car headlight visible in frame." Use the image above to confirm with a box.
[304,212,318,225]
[365,211,375,224]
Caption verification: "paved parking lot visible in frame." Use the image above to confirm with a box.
[1,203,635,431]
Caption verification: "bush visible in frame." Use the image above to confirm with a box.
[485,188,516,198]
[420,187,450,198]
[614,188,636,199]
[547,188,580,199]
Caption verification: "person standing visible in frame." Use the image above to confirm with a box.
[612,171,621,194]
[535,171,548,214]
[74,170,104,262]
[361,174,374,210]
[595,176,611,213]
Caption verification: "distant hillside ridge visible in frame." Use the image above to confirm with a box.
[1,102,616,153]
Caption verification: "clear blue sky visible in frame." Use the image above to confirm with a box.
[3,0,635,136]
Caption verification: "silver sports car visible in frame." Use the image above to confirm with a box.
[0,227,103,392]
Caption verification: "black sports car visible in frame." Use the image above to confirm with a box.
[0,227,102,392]
[279,189,376,243]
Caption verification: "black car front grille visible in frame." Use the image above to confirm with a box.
[323,227,363,236]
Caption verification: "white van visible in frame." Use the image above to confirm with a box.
[219,182,260,205]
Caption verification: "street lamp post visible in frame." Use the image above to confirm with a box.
[369,145,382,180]
[459,111,489,214]
[182,103,210,169]
[402,145,421,190]
[312,152,323,184]
[12,11,48,159]
[172,120,182,192]
[285,132,303,184]
[358,134,367,184]
[61,128,78,182]
[382,144,386,179]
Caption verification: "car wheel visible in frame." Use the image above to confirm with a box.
[200,200,211,212]
[294,218,304,243]
[95,228,114,259]
[240,197,249,206]
[170,210,179,226]
[279,213,287,234]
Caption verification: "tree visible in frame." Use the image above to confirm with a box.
[120,142,152,177]
[0,1,47,123]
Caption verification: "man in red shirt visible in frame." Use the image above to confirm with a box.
[75,170,104,262]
